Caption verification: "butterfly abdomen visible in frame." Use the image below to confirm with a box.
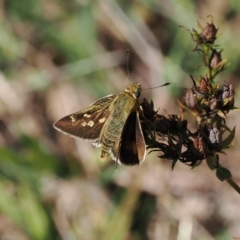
[99,121,123,161]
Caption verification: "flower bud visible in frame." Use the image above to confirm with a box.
[199,76,209,93]
[185,88,197,109]
[209,98,219,111]
[210,49,222,70]
[200,21,218,43]
[222,83,235,108]
[190,76,209,99]
[222,83,234,99]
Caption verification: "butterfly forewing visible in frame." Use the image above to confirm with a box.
[53,95,116,141]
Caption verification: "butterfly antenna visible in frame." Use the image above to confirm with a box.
[126,49,130,76]
[142,82,170,90]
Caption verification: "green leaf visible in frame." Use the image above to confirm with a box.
[216,167,232,181]
[217,110,226,118]
[18,185,49,240]
[171,159,178,170]
[206,155,219,170]
[191,28,200,41]
[221,126,235,148]
[191,160,202,168]
[232,106,240,111]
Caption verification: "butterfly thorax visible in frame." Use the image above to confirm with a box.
[124,82,142,99]
[99,83,142,162]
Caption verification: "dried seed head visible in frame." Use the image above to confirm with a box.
[191,136,207,158]
[155,115,172,134]
[140,99,155,120]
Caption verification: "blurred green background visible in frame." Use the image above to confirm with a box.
[0,0,240,239]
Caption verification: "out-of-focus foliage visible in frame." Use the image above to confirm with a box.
[0,0,239,240]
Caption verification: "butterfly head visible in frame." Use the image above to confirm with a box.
[125,82,142,99]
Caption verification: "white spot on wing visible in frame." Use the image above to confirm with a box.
[87,120,94,127]
[70,115,76,122]
[99,117,106,123]
[83,113,91,118]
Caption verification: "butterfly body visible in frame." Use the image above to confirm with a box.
[53,82,146,165]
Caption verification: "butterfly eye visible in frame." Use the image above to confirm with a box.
[135,90,140,98]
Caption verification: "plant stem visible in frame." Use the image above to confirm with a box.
[226,178,240,194]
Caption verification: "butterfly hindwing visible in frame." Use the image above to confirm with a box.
[111,111,146,165]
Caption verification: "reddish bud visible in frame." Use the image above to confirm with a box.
[199,76,209,93]
[185,88,197,109]
[210,49,223,70]
[200,21,218,43]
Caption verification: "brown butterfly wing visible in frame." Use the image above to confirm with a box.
[53,95,116,141]
[111,111,146,165]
